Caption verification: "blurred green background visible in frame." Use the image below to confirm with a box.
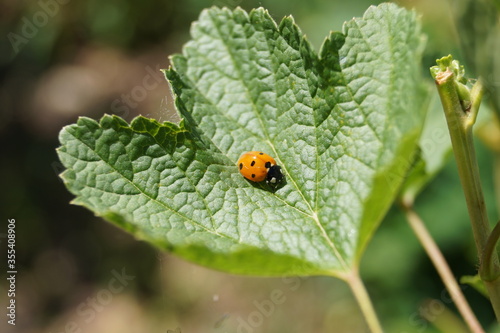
[2,0,500,332]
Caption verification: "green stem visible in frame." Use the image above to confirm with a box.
[483,220,500,322]
[401,202,485,333]
[495,155,500,215]
[436,71,490,251]
[481,220,500,281]
[468,79,485,126]
[435,71,500,319]
[345,271,383,333]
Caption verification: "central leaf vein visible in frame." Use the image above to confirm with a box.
[206,11,354,269]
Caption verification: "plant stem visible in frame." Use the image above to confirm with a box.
[345,270,383,333]
[436,71,490,253]
[481,220,500,311]
[435,71,500,319]
[401,202,485,333]
[468,79,485,126]
[496,155,500,215]
[481,220,500,281]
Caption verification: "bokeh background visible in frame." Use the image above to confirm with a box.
[2,0,500,332]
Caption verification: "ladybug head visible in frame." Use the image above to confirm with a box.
[266,165,284,186]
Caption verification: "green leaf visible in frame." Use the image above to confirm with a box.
[57,4,426,277]
[400,91,452,204]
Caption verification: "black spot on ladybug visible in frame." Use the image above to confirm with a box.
[251,174,256,178]
[265,161,271,168]
[239,163,243,170]
[258,152,264,155]
[251,161,255,166]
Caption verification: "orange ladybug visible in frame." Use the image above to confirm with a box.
[237,151,284,186]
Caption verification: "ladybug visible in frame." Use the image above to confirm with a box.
[237,151,284,186]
